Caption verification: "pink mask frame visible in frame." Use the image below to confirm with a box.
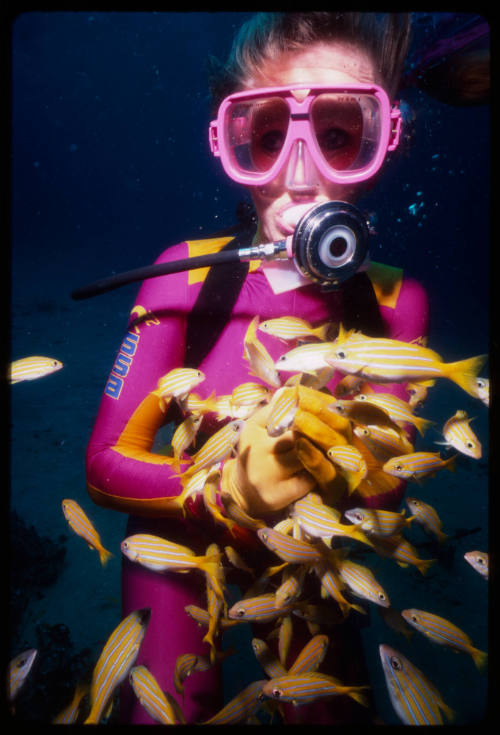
[209,83,401,186]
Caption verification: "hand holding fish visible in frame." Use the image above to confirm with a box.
[220,386,352,514]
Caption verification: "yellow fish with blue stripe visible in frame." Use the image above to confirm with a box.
[325,324,487,397]
[129,664,181,724]
[62,499,113,566]
[261,671,370,707]
[8,648,37,702]
[202,679,268,724]
[401,608,488,670]
[84,608,151,724]
[8,356,63,383]
[383,451,456,482]
[379,644,455,725]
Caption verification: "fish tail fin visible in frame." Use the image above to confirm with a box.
[440,701,456,723]
[445,454,457,473]
[199,554,226,602]
[314,322,335,341]
[351,603,368,616]
[446,355,488,396]
[436,529,449,544]
[417,557,436,576]
[99,547,114,567]
[349,687,370,708]
[471,647,488,672]
[414,416,435,437]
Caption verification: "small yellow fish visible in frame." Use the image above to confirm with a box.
[327,445,367,493]
[202,679,268,725]
[180,419,244,479]
[266,385,299,437]
[331,399,407,438]
[354,391,434,436]
[121,534,225,601]
[371,534,436,575]
[379,644,455,725]
[353,424,414,462]
[8,648,37,702]
[85,608,151,724]
[344,507,414,538]
[278,614,293,668]
[274,564,307,609]
[244,316,281,387]
[401,609,488,670]
[202,469,237,536]
[290,500,374,548]
[203,542,226,660]
[171,414,203,469]
[228,593,297,622]
[326,324,487,397]
[62,499,113,566]
[288,634,329,675]
[129,664,179,724]
[180,390,218,415]
[438,409,482,459]
[464,550,489,580]
[8,356,63,384]
[261,671,369,707]
[405,497,447,543]
[259,316,332,342]
[231,381,271,407]
[383,451,456,482]
[257,527,326,564]
[224,545,256,578]
[153,367,205,410]
[313,561,367,617]
[336,557,390,607]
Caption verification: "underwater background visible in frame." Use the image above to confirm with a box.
[10,12,489,723]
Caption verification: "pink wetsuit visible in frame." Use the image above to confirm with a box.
[86,238,429,724]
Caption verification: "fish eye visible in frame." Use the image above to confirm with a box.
[236,607,246,617]
[378,592,386,601]
[354,512,363,522]
[395,464,403,472]
[466,441,475,449]
[272,688,282,698]
[476,379,485,388]
[390,656,402,671]
[122,541,128,549]
[477,556,484,564]
[411,614,418,622]
[358,394,367,401]
[336,350,346,359]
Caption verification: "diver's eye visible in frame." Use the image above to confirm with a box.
[390,656,402,671]
[336,350,346,359]
[259,129,286,154]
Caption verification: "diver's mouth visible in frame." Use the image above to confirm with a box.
[276,201,324,235]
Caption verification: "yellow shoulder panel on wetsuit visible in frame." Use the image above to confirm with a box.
[186,237,261,285]
[366,260,403,310]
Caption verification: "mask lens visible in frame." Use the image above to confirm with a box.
[311,93,382,173]
[225,97,289,174]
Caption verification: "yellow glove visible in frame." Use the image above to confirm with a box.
[221,385,351,515]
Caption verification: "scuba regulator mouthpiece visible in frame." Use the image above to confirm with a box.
[71,200,370,300]
[289,200,369,289]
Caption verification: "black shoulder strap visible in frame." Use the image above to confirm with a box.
[184,214,256,369]
[339,271,387,338]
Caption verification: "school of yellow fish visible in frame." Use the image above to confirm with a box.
[9,318,489,724]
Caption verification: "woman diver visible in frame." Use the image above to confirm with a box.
[85,12,431,724]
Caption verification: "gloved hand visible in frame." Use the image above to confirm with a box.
[220,385,352,515]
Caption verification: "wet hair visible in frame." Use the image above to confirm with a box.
[208,12,412,114]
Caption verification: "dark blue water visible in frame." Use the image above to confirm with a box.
[10,12,489,724]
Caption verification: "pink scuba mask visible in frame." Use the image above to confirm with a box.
[209,83,401,187]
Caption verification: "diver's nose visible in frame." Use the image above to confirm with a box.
[285,139,321,194]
